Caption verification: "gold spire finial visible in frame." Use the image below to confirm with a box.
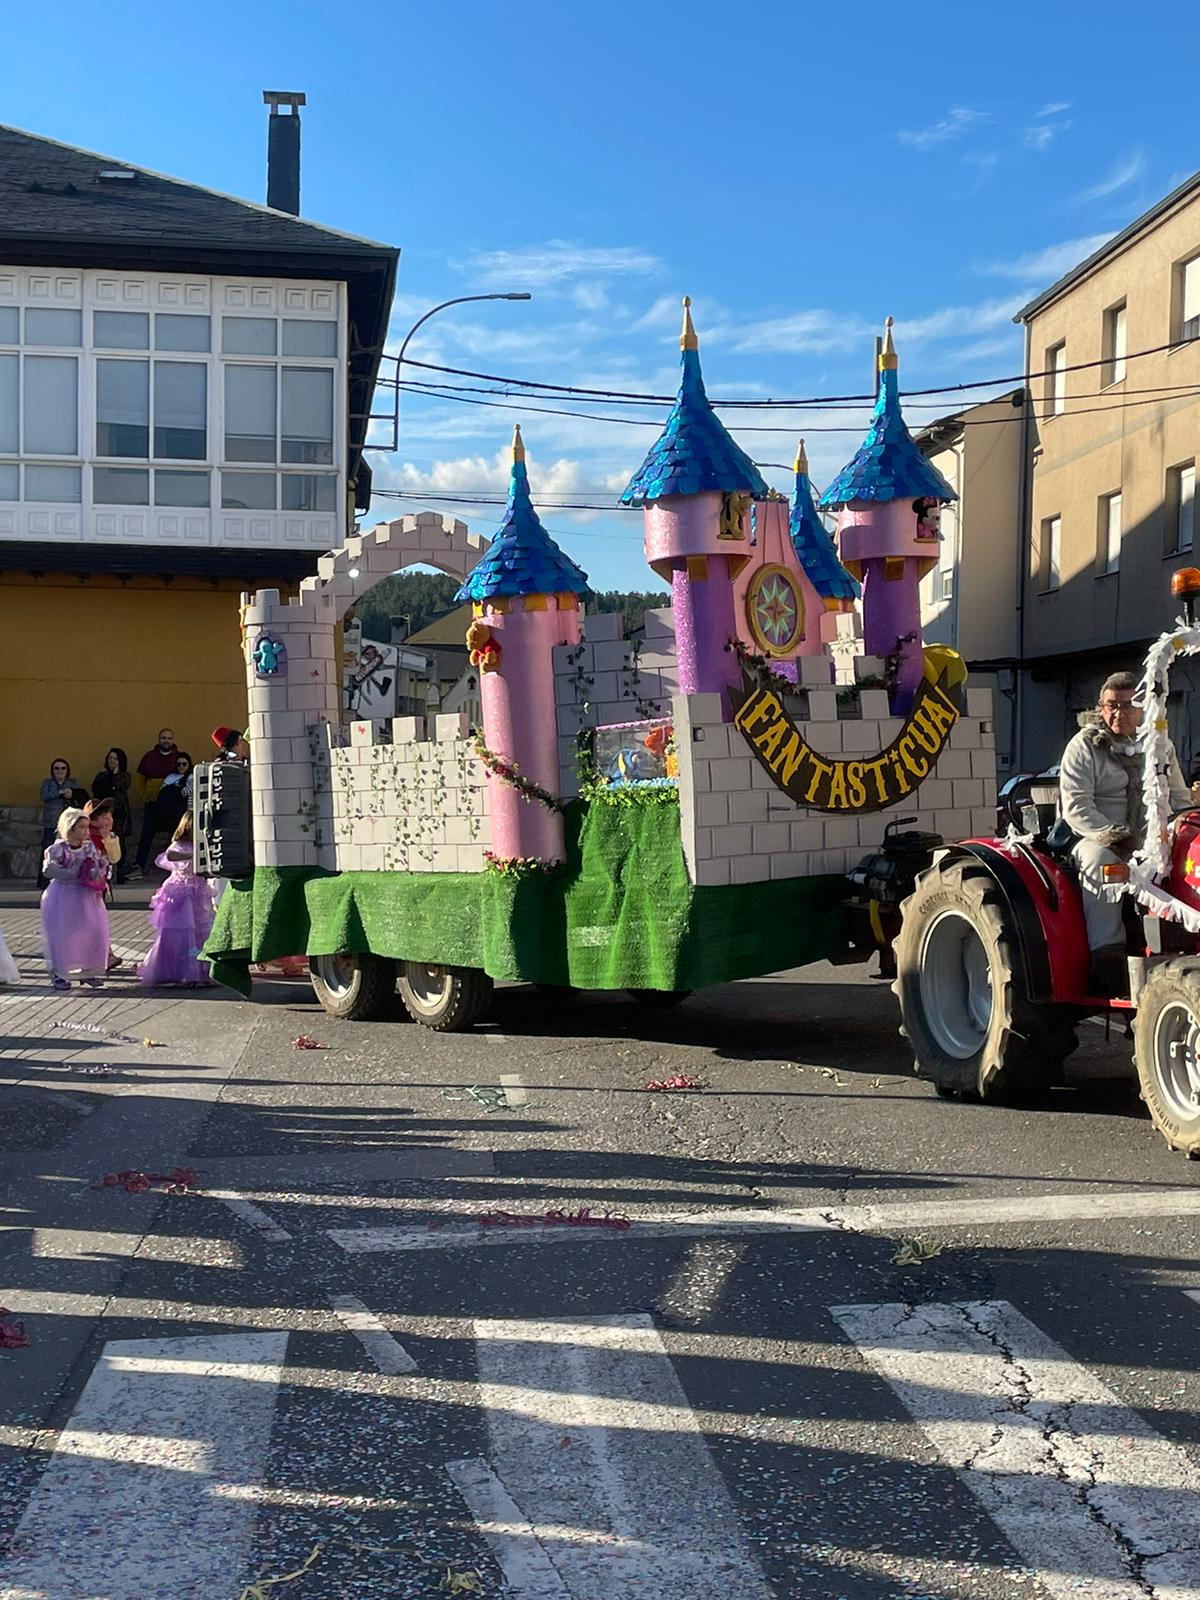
[794,437,809,475]
[879,315,898,371]
[680,295,698,351]
[512,422,525,464]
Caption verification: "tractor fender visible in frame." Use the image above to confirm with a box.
[937,841,1090,1004]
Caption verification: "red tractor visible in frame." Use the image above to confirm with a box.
[895,569,1200,1157]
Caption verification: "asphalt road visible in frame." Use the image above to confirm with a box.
[2,912,1200,1599]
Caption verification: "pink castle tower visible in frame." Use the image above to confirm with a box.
[621,299,769,713]
[453,426,589,865]
[820,319,956,712]
[732,439,859,664]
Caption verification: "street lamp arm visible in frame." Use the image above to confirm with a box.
[395,292,532,373]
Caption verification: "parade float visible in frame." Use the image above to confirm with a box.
[202,305,997,1028]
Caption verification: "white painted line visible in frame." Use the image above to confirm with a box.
[208,1191,293,1243]
[831,1298,1200,1599]
[0,1331,287,1600]
[446,1457,569,1598]
[470,1313,774,1596]
[1183,1289,1200,1309]
[483,1030,508,1045]
[499,1073,528,1106]
[328,1186,1200,1253]
[329,1294,418,1375]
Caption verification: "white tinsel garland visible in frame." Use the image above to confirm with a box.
[1128,614,1200,923]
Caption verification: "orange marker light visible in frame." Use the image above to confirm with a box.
[1102,862,1130,883]
[1171,567,1200,599]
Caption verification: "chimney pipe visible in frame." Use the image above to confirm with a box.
[262,91,305,215]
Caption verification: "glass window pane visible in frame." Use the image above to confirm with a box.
[0,463,16,498]
[1112,307,1127,383]
[94,310,149,349]
[25,464,80,501]
[155,469,210,507]
[282,319,337,357]
[0,354,16,453]
[1183,258,1200,332]
[96,358,149,457]
[155,314,210,352]
[282,473,337,511]
[281,367,333,464]
[25,355,78,455]
[221,470,276,510]
[153,361,206,459]
[1180,465,1196,554]
[94,466,149,505]
[0,308,17,344]
[25,308,81,346]
[222,316,276,355]
[224,365,276,462]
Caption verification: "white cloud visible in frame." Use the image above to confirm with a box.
[898,106,990,149]
[631,293,684,332]
[1025,120,1071,151]
[1077,150,1146,202]
[981,233,1114,282]
[1036,101,1072,119]
[714,308,874,358]
[571,282,609,311]
[895,296,1027,343]
[454,240,664,290]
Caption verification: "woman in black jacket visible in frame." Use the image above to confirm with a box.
[91,748,132,882]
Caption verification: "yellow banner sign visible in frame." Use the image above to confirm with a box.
[733,674,960,812]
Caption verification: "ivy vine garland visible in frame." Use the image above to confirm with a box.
[473,735,564,813]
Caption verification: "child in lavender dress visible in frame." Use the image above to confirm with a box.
[138,816,215,987]
[41,808,111,990]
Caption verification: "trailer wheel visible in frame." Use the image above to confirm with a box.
[895,857,1076,1103]
[1134,958,1200,1157]
[309,952,396,1021]
[399,962,494,1031]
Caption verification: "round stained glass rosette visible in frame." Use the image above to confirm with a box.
[746,563,804,657]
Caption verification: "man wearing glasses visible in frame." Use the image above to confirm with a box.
[1059,671,1193,992]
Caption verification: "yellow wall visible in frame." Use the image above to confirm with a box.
[0,573,261,806]
[1023,188,1200,656]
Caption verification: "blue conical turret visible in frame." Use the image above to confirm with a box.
[790,439,858,609]
[455,426,589,602]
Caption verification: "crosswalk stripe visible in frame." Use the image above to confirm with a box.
[207,1191,293,1243]
[0,1331,288,1600]
[830,1298,1200,1599]
[329,1294,418,1375]
[445,1457,570,1598]
[469,1313,774,1597]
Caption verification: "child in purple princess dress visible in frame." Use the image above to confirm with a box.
[138,815,215,987]
[41,808,111,991]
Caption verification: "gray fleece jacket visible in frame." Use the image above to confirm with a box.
[1059,721,1190,849]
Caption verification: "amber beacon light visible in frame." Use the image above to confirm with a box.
[1171,566,1200,625]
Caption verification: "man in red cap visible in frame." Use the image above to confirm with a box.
[212,727,250,763]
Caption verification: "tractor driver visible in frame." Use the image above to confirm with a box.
[1059,670,1192,991]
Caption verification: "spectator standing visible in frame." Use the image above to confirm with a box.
[37,758,75,888]
[128,729,179,879]
[91,748,132,876]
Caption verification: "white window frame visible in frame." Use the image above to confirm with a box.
[1181,255,1200,344]
[1169,462,1195,556]
[1043,514,1061,591]
[1102,301,1127,387]
[1046,341,1067,416]
[1100,491,1122,576]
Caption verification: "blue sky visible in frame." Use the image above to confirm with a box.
[2,0,1193,590]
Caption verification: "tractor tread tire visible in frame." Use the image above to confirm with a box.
[398,963,494,1032]
[1133,959,1200,1158]
[309,953,397,1021]
[894,857,1077,1105]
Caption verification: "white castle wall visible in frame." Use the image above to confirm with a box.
[307,712,491,874]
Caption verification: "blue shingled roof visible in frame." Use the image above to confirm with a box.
[791,467,860,603]
[819,366,957,508]
[454,441,589,603]
[620,344,769,505]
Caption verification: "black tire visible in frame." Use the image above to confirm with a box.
[309,952,396,1021]
[1133,957,1200,1157]
[626,989,693,1007]
[398,962,493,1031]
[894,856,1077,1103]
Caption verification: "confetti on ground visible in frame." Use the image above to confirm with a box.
[51,1022,143,1045]
[91,1167,201,1195]
[237,1544,321,1598]
[0,1308,29,1349]
[293,1035,328,1050]
[892,1237,944,1265]
[477,1206,631,1232]
[439,1570,485,1595]
[643,1073,702,1092]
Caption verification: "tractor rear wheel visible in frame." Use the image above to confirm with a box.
[895,856,1077,1103]
[1133,958,1200,1157]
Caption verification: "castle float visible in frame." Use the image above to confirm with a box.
[206,305,996,1005]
